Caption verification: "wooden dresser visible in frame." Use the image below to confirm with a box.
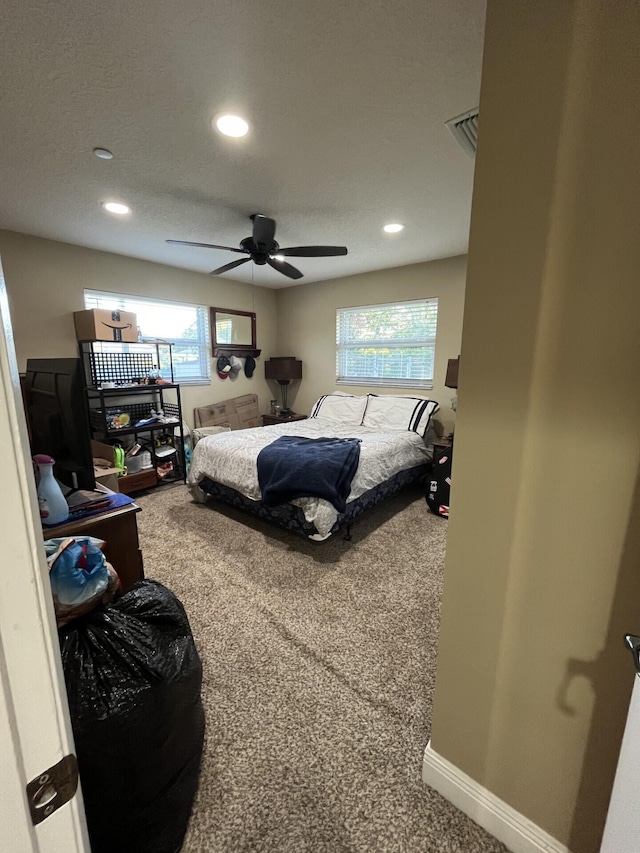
[42,503,144,593]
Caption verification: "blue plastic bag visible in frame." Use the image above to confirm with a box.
[44,536,120,626]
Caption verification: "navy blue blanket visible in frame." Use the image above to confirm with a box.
[257,435,361,512]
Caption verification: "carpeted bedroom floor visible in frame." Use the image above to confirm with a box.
[135,483,506,853]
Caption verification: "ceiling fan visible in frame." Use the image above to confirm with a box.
[167,214,348,280]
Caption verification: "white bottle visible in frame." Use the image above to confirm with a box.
[34,454,69,525]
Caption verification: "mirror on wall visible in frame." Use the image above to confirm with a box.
[210,307,260,356]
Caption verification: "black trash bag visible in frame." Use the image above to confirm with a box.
[59,580,205,853]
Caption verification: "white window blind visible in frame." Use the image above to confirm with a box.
[84,291,210,384]
[336,298,438,389]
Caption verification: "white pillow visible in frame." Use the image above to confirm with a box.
[362,394,439,436]
[309,393,367,425]
[192,425,231,448]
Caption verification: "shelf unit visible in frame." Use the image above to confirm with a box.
[79,341,186,492]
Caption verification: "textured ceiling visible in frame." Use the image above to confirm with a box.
[0,0,485,288]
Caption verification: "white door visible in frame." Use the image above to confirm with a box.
[0,270,89,852]
[600,643,640,852]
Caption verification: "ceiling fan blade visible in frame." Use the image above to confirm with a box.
[210,257,252,276]
[251,214,276,246]
[278,246,348,257]
[267,257,303,280]
[166,239,246,254]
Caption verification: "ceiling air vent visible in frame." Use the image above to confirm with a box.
[445,108,479,158]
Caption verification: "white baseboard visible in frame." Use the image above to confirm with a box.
[422,741,570,853]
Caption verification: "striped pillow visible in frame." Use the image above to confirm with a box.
[362,394,439,437]
[309,393,367,425]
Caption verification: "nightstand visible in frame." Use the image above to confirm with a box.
[262,413,308,426]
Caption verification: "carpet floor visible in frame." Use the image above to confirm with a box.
[135,483,506,853]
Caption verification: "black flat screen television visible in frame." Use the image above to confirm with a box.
[23,358,95,490]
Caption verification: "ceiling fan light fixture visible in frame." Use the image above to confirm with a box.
[214,114,250,138]
[102,201,131,216]
[383,223,404,234]
[272,254,285,262]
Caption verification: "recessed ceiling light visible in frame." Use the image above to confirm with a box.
[214,114,250,138]
[93,147,113,160]
[103,201,131,216]
[383,223,404,233]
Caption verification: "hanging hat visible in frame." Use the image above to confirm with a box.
[217,355,232,379]
[229,356,243,375]
[244,356,256,378]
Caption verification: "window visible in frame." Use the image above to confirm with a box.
[84,291,210,384]
[215,318,233,344]
[336,298,438,389]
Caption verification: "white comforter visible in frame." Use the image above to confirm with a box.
[187,417,430,540]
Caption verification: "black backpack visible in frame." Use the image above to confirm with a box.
[426,442,453,518]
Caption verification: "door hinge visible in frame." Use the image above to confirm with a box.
[26,754,79,825]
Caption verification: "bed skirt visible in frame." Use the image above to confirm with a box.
[196,463,428,540]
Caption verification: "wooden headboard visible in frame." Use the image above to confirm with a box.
[194,393,261,430]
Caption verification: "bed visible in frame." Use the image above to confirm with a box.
[187,392,439,541]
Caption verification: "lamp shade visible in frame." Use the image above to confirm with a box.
[265,357,302,381]
[445,357,459,389]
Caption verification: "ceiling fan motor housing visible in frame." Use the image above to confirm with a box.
[240,235,278,265]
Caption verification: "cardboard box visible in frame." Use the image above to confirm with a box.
[74,309,138,343]
[234,394,261,429]
[194,394,260,430]
[92,439,159,494]
[91,439,121,492]
[194,401,238,429]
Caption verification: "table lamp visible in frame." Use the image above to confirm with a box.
[445,356,459,389]
[264,357,302,415]
[444,356,460,439]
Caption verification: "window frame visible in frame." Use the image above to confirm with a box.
[83,290,211,385]
[336,298,438,390]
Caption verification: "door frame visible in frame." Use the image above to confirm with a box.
[0,267,89,852]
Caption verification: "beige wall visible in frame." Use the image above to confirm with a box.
[0,232,467,432]
[0,230,278,426]
[432,2,640,850]
[275,256,467,435]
